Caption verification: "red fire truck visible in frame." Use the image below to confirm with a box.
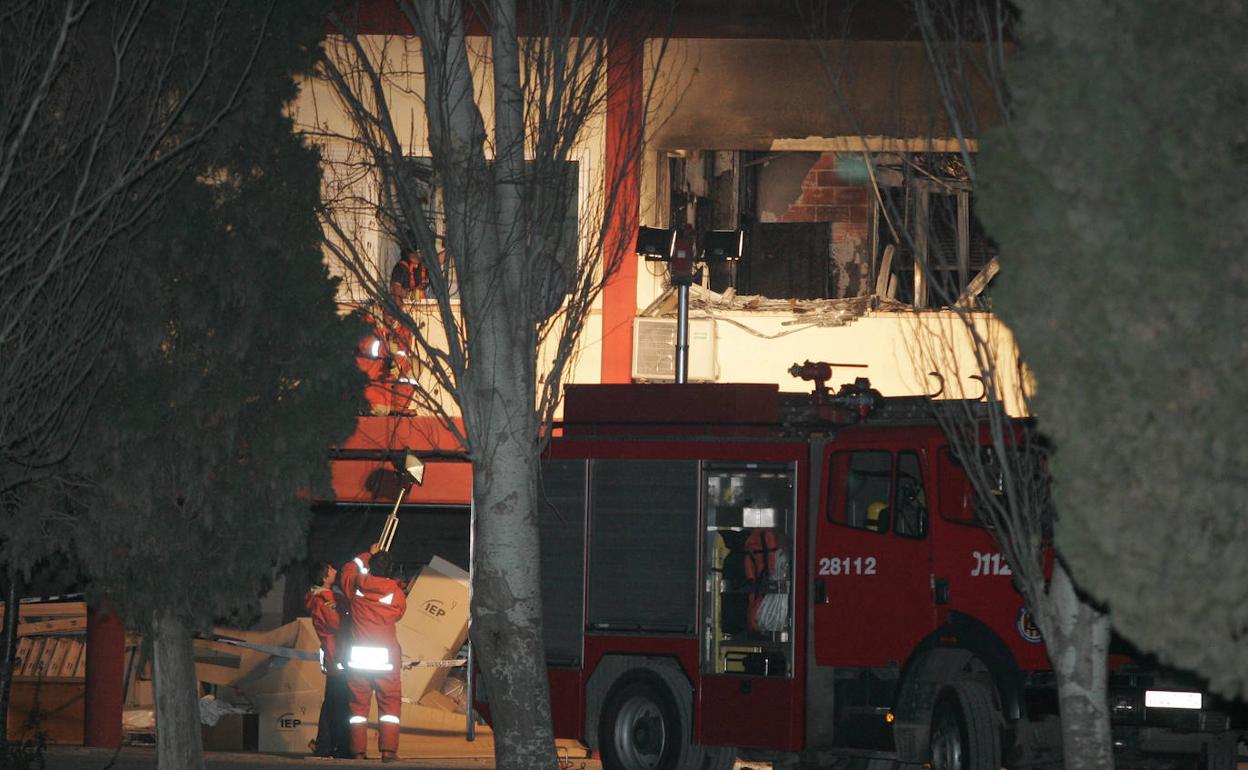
[502,370,1240,770]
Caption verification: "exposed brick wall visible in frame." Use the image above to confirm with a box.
[776,153,870,227]
[771,153,873,296]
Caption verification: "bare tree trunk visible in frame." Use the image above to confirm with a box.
[916,318,1115,770]
[314,5,655,769]
[467,370,557,770]
[152,612,204,770]
[1045,560,1113,770]
[0,573,20,751]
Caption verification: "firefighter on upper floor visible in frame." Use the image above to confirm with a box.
[306,560,351,758]
[384,249,427,404]
[389,248,428,305]
[355,312,393,416]
[339,543,408,762]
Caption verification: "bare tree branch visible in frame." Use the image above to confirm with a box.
[306,4,668,767]
[0,0,279,549]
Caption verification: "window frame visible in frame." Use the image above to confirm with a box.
[826,448,930,540]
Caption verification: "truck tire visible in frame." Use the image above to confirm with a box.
[928,680,1001,770]
[1202,732,1239,770]
[599,672,735,770]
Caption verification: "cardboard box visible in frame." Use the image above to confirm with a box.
[398,556,470,706]
[193,617,324,753]
[250,683,320,754]
[194,619,318,687]
[201,712,258,751]
[192,556,470,755]
[418,689,461,713]
[127,679,154,708]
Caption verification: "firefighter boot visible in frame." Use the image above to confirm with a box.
[348,718,368,759]
[379,714,401,758]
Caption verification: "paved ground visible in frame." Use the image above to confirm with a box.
[39,729,605,770]
[32,699,605,769]
[41,742,600,770]
[38,745,1248,770]
[41,746,504,769]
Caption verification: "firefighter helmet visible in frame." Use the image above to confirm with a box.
[866,501,888,532]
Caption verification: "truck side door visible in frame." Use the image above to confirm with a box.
[930,446,1050,670]
[698,462,801,749]
[813,443,937,668]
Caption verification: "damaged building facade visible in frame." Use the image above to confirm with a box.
[44,1,1029,751]
[297,2,1020,470]
[627,28,1008,396]
[281,5,1026,633]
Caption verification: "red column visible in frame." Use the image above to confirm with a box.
[600,25,643,383]
[84,601,125,748]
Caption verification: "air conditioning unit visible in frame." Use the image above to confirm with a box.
[631,318,717,382]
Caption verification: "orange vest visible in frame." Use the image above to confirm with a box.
[396,258,427,290]
[743,529,781,632]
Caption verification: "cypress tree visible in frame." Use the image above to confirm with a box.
[71,3,364,765]
[978,0,1248,696]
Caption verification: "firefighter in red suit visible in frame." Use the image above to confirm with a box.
[389,249,428,305]
[339,544,407,762]
[355,314,392,416]
[306,561,351,758]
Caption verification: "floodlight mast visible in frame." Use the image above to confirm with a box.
[635,227,743,384]
[636,226,689,383]
[675,299,690,384]
[671,230,695,384]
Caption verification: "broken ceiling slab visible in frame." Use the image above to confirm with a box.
[641,283,919,332]
[770,136,978,153]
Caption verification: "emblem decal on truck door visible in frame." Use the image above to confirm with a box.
[1016,608,1043,643]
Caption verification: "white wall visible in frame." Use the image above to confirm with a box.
[697,309,1026,414]
[294,35,610,417]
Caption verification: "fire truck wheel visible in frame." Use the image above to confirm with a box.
[928,680,1002,770]
[600,676,682,770]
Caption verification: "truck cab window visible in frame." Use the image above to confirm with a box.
[829,450,927,538]
[894,451,928,538]
[703,463,795,677]
[938,447,977,525]
[937,446,1053,536]
[831,450,892,532]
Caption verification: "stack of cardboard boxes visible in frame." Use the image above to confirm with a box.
[193,555,472,754]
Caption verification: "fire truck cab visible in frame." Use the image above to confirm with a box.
[519,375,1238,770]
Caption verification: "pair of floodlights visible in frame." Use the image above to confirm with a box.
[633,226,743,384]
[635,227,745,262]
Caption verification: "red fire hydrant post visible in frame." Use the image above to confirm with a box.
[84,601,125,748]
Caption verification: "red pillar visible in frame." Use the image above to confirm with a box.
[600,24,643,383]
[84,602,125,748]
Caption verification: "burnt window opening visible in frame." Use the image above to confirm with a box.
[735,222,833,300]
[657,149,999,307]
[658,151,857,300]
[377,156,455,300]
[872,154,1000,309]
